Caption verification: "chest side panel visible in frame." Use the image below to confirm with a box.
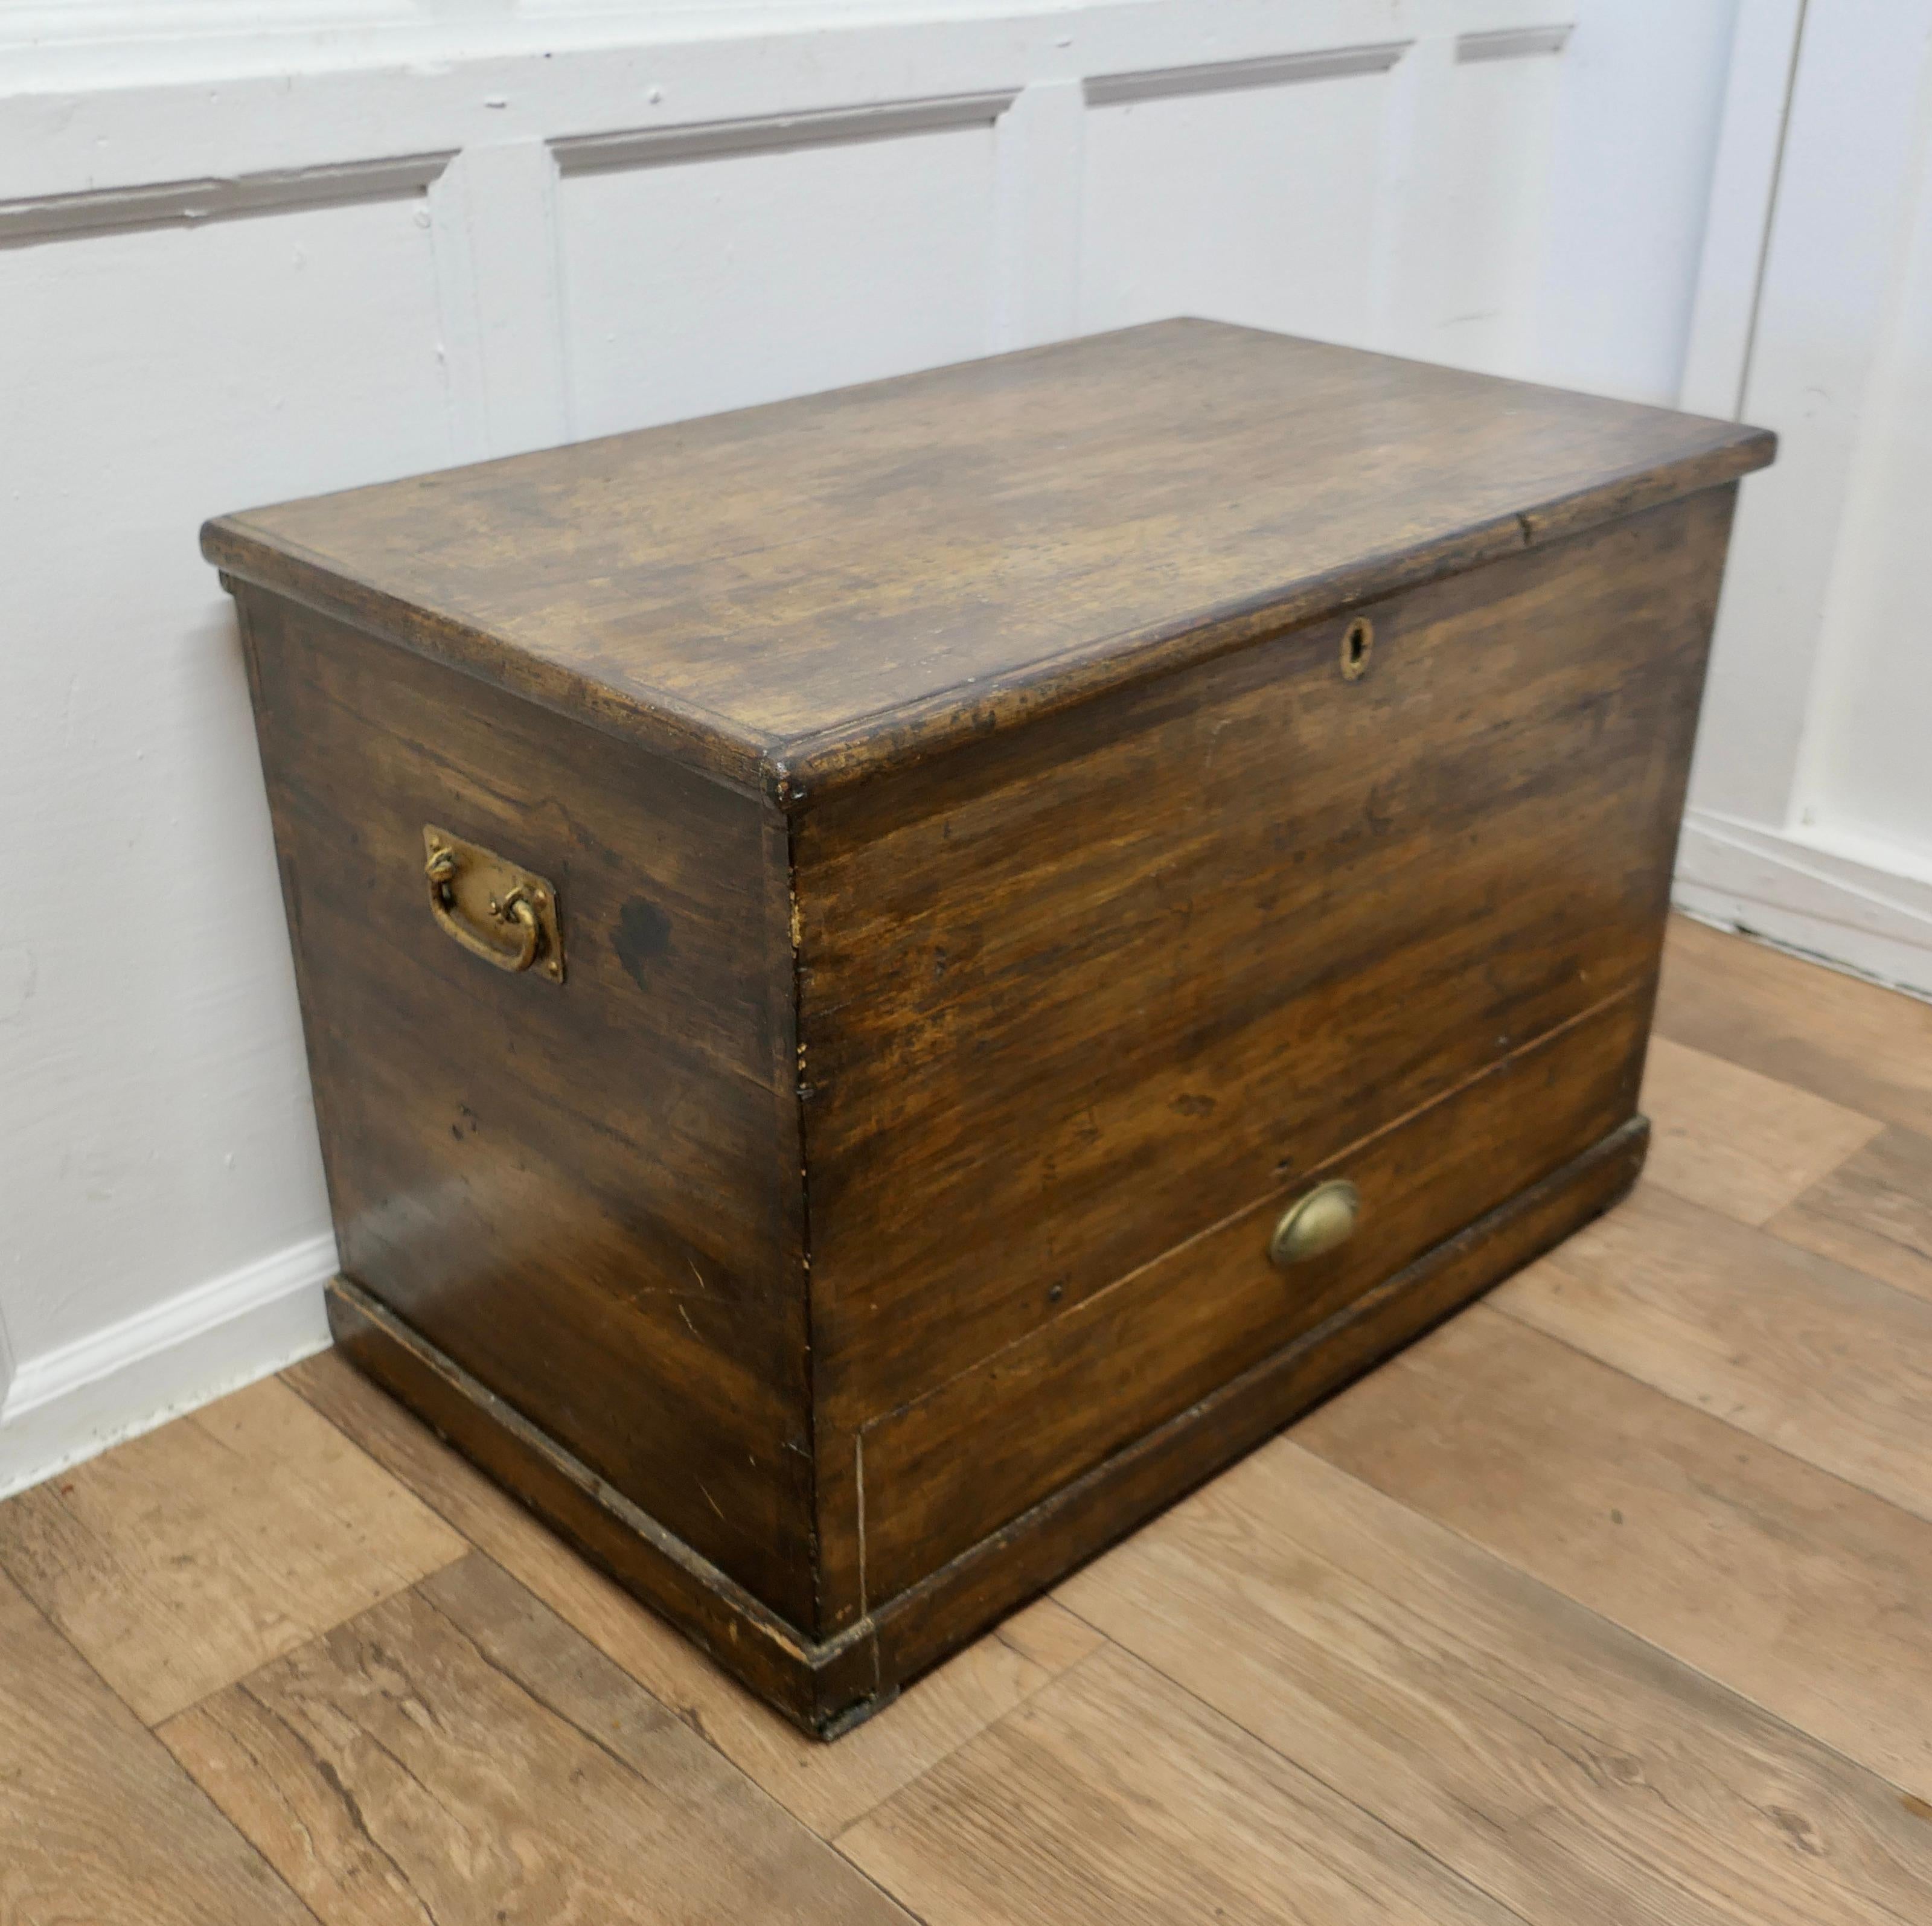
[240,590,812,1625]
[796,488,1733,1439]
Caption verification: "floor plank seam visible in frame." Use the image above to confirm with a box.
[1482,1290,1932,1531]
[148,1573,469,1739]
[283,1357,1084,1848]
[277,1370,753,1719]
[416,1546,865,1838]
[1044,1489,1932,1923]
[1288,1438,1932,1815]
[830,1838,938,1925]
[0,1553,139,1718]
[3,1576,332,1925]
[274,1371,792,1794]
[828,1639,1119,1849]
[404,1566,732,1803]
[1051,1618,1546,1926]
[1644,1161,1879,1233]
[1764,1200,1932,1280]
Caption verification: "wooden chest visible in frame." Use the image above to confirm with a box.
[206,321,1772,1735]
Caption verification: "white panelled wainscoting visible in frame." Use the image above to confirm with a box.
[1678,0,1932,997]
[3,0,1884,1493]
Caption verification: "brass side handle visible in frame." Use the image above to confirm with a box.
[423,827,564,983]
[1268,1179,1359,1268]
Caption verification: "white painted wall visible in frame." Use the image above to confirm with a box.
[1,0,1748,1491]
[1679,0,1932,994]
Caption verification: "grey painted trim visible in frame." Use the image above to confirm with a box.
[1083,40,1411,108]
[551,90,1022,175]
[1454,24,1575,63]
[0,151,455,248]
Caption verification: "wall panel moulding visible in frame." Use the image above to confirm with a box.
[1082,42,1413,109]
[549,92,1023,176]
[1454,25,1576,65]
[0,153,456,249]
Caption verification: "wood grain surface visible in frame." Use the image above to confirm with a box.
[159,1554,912,1926]
[0,1376,465,1725]
[1770,1125,1932,1302]
[5,920,1932,1925]
[309,1119,1649,1725]
[802,496,1726,1444]
[283,1348,1101,1835]
[1640,1032,1882,1224]
[241,586,814,1624]
[840,1642,1521,1925]
[1060,1440,1932,1926]
[1498,1180,1932,1520]
[1655,914,1932,1135]
[203,321,1771,793]
[1298,1304,1932,1801]
[0,1567,317,1925]
[855,996,1648,1598]
[217,322,1766,1703]
[860,1118,1652,1696]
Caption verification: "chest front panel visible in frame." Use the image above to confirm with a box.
[796,488,1732,1451]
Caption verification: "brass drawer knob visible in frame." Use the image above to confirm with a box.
[1268,1179,1360,1267]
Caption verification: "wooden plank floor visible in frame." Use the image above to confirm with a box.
[5,917,1931,1924]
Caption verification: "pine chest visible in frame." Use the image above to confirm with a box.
[207,321,1773,1735]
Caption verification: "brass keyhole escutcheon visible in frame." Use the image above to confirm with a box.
[1340,615,1374,681]
[1268,1179,1360,1269]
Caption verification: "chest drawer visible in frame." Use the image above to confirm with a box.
[854,985,1648,1601]
[801,493,1726,1433]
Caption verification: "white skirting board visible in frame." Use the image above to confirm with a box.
[1675,810,1932,1002]
[0,1235,336,1501]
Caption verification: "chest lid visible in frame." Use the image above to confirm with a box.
[203,319,1771,801]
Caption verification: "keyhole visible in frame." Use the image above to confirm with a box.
[1340,616,1374,681]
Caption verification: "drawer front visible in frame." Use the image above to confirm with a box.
[855,987,1649,1604]
[798,490,1731,1431]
